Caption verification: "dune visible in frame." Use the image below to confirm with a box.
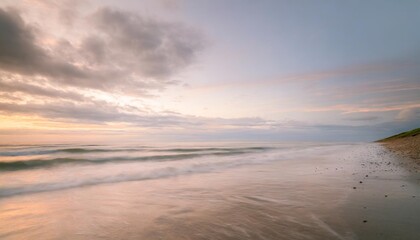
[378,128,420,163]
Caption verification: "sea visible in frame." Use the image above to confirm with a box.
[1,142,419,239]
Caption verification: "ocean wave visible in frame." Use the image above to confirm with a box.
[0,150,254,171]
[0,149,58,156]
[0,148,137,156]
[0,152,270,198]
[0,144,358,198]
[0,146,271,156]
[156,147,272,152]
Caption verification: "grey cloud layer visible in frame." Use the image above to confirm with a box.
[0,76,85,101]
[1,98,415,141]
[0,8,93,83]
[0,4,206,130]
[91,7,204,79]
[0,6,204,92]
[0,100,199,127]
[0,101,269,128]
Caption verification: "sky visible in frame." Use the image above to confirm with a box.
[0,0,419,143]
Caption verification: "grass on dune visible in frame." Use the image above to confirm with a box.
[378,128,420,142]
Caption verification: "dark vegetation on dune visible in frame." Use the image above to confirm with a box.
[377,128,420,142]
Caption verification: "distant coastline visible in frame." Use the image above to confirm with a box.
[378,128,420,163]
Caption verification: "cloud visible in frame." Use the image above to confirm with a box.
[0,8,95,83]
[0,6,204,94]
[0,94,300,130]
[313,78,420,100]
[396,107,420,122]
[22,0,87,26]
[197,60,418,91]
[0,8,47,73]
[303,102,420,113]
[0,99,268,128]
[0,74,85,101]
[0,96,417,142]
[81,36,107,64]
[0,101,183,126]
[0,4,207,134]
[91,7,204,79]
[0,92,21,101]
[0,2,209,135]
[342,115,379,121]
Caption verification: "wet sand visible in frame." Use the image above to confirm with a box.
[0,143,419,240]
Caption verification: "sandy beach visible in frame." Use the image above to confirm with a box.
[380,131,420,164]
[1,142,419,240]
